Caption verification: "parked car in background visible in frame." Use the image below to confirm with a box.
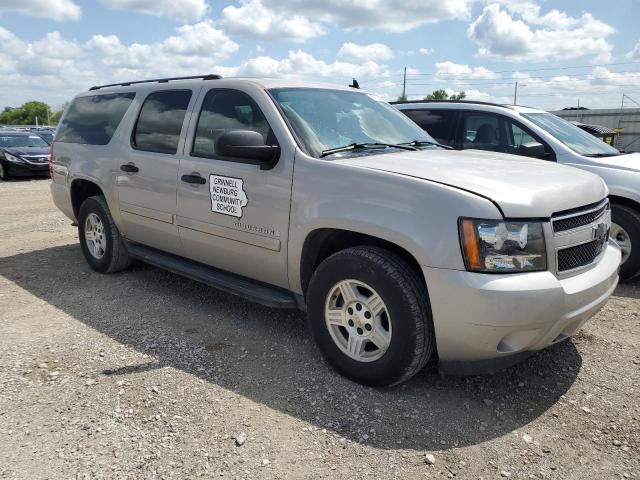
[50,76,620,385]
[35,130,55,144]
[393,100,640,280]
[0,130,50,180]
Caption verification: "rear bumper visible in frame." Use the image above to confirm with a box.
[50,180,75,222]
[423,242,621,375]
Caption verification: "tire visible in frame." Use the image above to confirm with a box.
[78,195,131,273]
[611,204,640,281]
[307,246,435,387]
[0,162,10,181]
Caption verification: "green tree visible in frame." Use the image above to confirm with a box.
[0,101,53,125]
[424,89,466,101]
[51,101,70,125]
[424,89,449,100]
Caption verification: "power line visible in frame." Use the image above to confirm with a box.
[357,61,640,81]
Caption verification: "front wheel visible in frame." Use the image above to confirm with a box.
[611,204,640,281]
[78,195,131,273]
[307,246,435,387]
[0,162,10,181]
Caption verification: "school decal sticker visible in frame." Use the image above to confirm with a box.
[209,174,248,218]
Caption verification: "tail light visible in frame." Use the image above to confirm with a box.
[48,141,55,178]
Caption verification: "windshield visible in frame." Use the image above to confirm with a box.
[269,88,436,157]
[0,134,49,148]
[522,112,620,156]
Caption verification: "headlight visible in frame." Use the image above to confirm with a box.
[459,218,547,272]
[4,153,22,163]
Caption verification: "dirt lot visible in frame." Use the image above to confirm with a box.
[0,179,638,480]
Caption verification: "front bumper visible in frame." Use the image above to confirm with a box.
[3,158,49,176]
[423,241,621,374]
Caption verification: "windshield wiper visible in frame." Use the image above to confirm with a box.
[399,140,453,150]
[320,142,417,158]
[583,152,623,158]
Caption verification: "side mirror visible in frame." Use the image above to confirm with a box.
[518,141,546,159]
[215,130,280,170]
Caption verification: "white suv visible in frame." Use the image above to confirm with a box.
[394,100,640,280]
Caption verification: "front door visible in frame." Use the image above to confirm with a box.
[116,88,195,254]
[176,87,294,289]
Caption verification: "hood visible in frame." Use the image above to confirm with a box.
[2,146,50,157]
[578,152,640,172]
[336,148,607,218]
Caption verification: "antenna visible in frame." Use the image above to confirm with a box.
[349,78,360,89]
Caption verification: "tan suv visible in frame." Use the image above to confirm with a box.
[50,75,620,386]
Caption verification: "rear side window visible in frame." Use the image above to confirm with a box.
[57,93,135,145]
[402,109,457,146]
[132,90,192,154]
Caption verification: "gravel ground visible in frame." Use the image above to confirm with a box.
[0,179,638,480]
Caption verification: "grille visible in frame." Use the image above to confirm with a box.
[552,201,608,233]
[557,239,605,272]
[23,156,48,163]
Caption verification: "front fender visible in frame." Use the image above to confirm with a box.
[287,152,502,293]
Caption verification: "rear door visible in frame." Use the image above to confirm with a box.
[116,88,196,254]
[176,87,294,289]
[401,108,458,146]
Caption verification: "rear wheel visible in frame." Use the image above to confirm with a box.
[78,195,131,273]
[0,162,10,181]
[611,204,640,281]
[307,246,435,387]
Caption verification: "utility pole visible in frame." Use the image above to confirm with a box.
[513,81,518,105]
[402,67,407,100]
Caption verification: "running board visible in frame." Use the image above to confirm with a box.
[126,243,298,309]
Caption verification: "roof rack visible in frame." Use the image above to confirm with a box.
[89,74,222,91]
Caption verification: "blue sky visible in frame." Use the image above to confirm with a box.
[1,0,639,111]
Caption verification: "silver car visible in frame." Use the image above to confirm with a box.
[394,100,640,280]
[50,76,621,386]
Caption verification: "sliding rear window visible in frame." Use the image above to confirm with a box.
[57,92,136,145]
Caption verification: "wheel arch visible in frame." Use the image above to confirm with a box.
[609,194,640,214]
[299,228,427,298]
[70,178,105,219]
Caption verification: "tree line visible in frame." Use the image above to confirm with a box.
[0,101,68,126]
[398,89,467,102]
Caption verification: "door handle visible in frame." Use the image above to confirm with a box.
[181,173,207,185]
[120,163,139,173]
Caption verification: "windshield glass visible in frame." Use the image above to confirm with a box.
[0,133,49,148]
[269,88,436,157]
[0,134,49,148]
[522,112,620,156]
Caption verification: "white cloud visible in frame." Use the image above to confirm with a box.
[435,61,500,80]
[626,40,640,61]
[468,3,614,62]
[86,21,239,75]
[0,0,80,21]
[337,42,394,62]
[100,0,207,22]
[259,0,471,32]
[419,48,434,56]
[231,50,389,80]
[221,0,325,42]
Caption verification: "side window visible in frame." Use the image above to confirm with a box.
[461,112,504,152]
[132,90,192,154]
[508,122,537,148]
[403,109,456,146]
[57,92,135,145]
[192,89,272,159]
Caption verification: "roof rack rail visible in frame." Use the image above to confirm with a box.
[89,74,222,91]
